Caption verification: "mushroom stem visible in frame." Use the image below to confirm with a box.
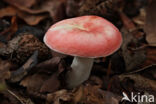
[66,56,94,89]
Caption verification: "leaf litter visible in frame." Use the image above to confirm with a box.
[0,0,156,104]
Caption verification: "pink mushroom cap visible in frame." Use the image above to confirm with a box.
[44,15,122,58]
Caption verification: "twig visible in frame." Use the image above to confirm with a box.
[7,89,25,104]
[124,64,156,74]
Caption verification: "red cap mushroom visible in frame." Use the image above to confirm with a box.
[44,15,122,88]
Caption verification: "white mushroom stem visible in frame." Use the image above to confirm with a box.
[66,56,94,89]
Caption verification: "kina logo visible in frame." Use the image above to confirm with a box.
[122,92,131,102]
[121,92,155,103]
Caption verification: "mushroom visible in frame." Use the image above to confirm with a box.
[43,15,122,89]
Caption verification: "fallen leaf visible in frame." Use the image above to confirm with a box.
[4,0,36,8]
[18,12,47,25]
[38,0,66,22]
[124,64,156,79]
[72,86,84,104]
[81,84,121,104]
[40,60,65,93]
[133,8,146,28]
[66,0,83,17]
[123,0,144,17]
[20,73,49,92]
[20,57,64,95]
[0,6,16,17]
[34,57,61,73]
[119,10,145,39]
[40,73,60,93]
[121,27,146,71]
[3,0,45,14]
[79,0,121,20]
[119,10,136,32]
[139,65,156,81]
[47,89,72,104]
[51,51,67,58]
[0,6,47,25]
[110,52,125,74]
[0,19,10,33]
[118,74,156,96]
[109,72,156,98]
[0,16,18,41]
[3,0,66,23]
[142,47,156,67]
[87,76,103,88]
[145,0,156,46]
[0,59,12,82]
[121,74,156,89]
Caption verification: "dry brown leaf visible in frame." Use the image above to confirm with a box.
[35,57,61,73]
[18,12,47,25]
[0,16,18,41]
[3,0,66,23]
[40,73,60,93]
[126,47,156,73]
[119,11,136,32]
[79,0,121,19]
[66,0,83,17]
[3,0,45,14]
[47,89,72,104]
[0,6,16,17]
[87,76,103,87]
[47,84,122,104]
[20,57,63,94]
[20,73,49,92]
[40,60,65,93]
[0,6,47,25]
[72,86,84,104]
[38,0,66,22]
[0,59,12,82]
[142,47,156,67]
[145,0,156,46]
[51,51,67,58]
[121,28,146,71]
[118,74,156,94]
[81,84,121,104]
[109,69,156,98]
[133,8,146,27]
[4,0,36,8]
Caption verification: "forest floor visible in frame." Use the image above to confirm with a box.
[0,0,156,104]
